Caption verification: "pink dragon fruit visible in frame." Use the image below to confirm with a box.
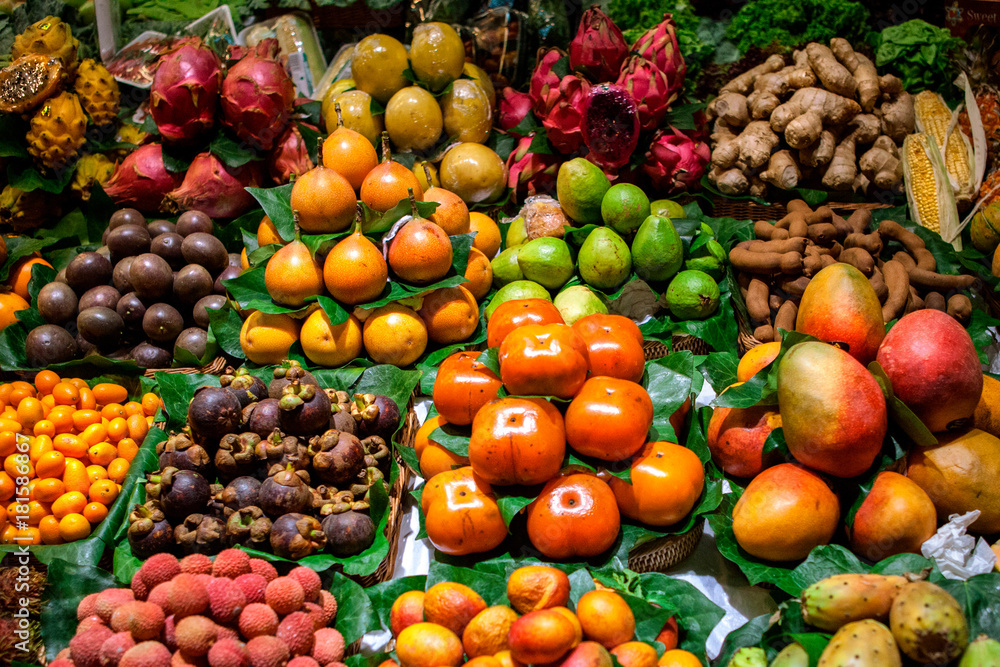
[528,47,566,119]
[569,6,628,83]
[642,128,711,193]
[149,40,223,143]
[631,14,686,90]
[543,74,591,154]
[498,87,533,136]
[165,152,263,218]
[581,83,640,169]
[616,55,676,131]
[220,52,296,151]
[103,143,182,213]
[268,123,315,184]
[507,134,559,202]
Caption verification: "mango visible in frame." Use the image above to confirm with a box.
[877,309,983,433]
[848,471,937,561]
[973,374,1000,438]
[706,404,781,478]
[777,341,887,477]
[796,264,885,365]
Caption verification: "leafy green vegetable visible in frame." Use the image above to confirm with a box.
[876,20,962,95]
[726,0,872,54]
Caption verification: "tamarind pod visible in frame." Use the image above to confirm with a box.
[805,206,833,224]
[803,253,824,277]
[905,286,924,314]
[737,270,754,290]
[830,213,853,238]
[786,199,811,214]
[747,278,771,322]
[745,237,808,254]
[769,293,784,314]
[772,227,790,240]
[775,210,806,229]
[924,291,946,312]
[773,300,798,341]
[947,294,972,325]
[754,220,778,239]
[730,246,787,274]
[843,232,883,256]
[893,251,916,271]
[881,260,909,322]
[913,247,936,272]
[838,247,875,276]
[753,323,775,342]
[820,254,837,268]
[869,266,888,303]
[828,242,843,259]
[788,216,809,239]
[846,208,872,233]
[780,251,805,274]
[877,219,925,254]
[779,275,811,296]
[907,268,976,291]
[805,244,824,257]
[807,223,839,244]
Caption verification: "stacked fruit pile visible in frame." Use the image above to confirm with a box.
[0,372,160,545]
[415,305,706,560]
[127,363,399,561]
[50,549,344,667]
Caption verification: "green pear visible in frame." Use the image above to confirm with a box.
[556,158,611,224]
[491,246,524,288]
[578,227,631,290]
[632,215,683,283]
[517,237,574,290]
[553,285,608,325]
[485,280,550,319]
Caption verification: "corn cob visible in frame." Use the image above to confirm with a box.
[902,132,962,251]
[913,91,976,206]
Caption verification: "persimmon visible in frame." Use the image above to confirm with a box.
[526,473,620,559]
[564,377,653,461]
[421,466,507,556]
[572,313,646,383]
[486,299,563,348]
[498,324,589,399]
[607,441,705,527]
[432,351,502,425]
[469,397,565,486]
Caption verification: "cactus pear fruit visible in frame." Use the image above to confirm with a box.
[801,574,908,632]
[727,646,766,667]
[818,619,902,667]
[889,581,968,664]
[959,635,1000,667]
[580,83,639,169]
[771,643,807,667]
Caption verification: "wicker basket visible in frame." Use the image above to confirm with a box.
[143,356,229,379]
[709,196,893,222]
[642,335,711,362]
[627,518,704,573]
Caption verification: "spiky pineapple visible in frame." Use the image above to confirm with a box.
[0,185,56,231]
[71,153,115,200]
[74,59,119,126]
[25,91,87,171]
[12,16,79,76]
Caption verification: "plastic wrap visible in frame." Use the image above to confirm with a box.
[239,12,327,98]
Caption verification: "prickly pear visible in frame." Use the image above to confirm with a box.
[801,573,908,632]
[959,635,1000,667]
[889,581,968,664]
[580,83,639,169]
[818,619,902,667]
[727,646,766,667]
[771,643,807,667]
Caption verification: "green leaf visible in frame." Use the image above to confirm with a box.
[27,261,56,303]
[365,575,426,634]
[302,230,351,256]
[155,372,221,430]
[223,266,307,315]
[307,295,350,326]
[248,242,280,267]
[365,197,439,235]
[430,423,471,456]
[426,560,509,606]
[207,304,246,359]
[0,114,28,157]
[8,163,74,194]
[638,572,726,656]
[789,545,868,593]
[0,235,54,281]
[478,347,500,375]
[327,572,376,644]
[497,493,535,527]
[700,351,739,392]
[210,131,266,168]
[933,572,1000,640]
[714,613,774,666]
[40,560,117,661]
[246,184,295,241]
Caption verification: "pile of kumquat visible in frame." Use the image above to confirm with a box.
[0,371,162,545]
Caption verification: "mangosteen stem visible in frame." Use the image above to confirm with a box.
[335,102,344,129]
[380,131,390,163]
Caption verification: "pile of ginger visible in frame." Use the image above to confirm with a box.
[708,39,916,196]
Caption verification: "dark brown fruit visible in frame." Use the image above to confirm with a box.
[174,327,210,361]
[107,224,152,260]
[270,513,326,559]
[75,332,97,357]
[188,387,243,446]
[214,265,241,295]
[128,503,173,560]
[77,306,124,346]
[26,325,77,366]
[181,233,227,276]
[116,292,146,329]
[258,468,313,516]
[129,253,173,300]
[36,282,78,324]
[113,257,135,293]
[147,467,212,523]
[322,511,375,556]
[110,208,146,229]
[218,476,262,512]
[143,303,184,342]
[246,398,281,438]
[193,294,226,328]
[176,210,213,236]
[147,219,176,236]
[65,251,113,293]
[130,341,173,368]
[150,232,185,269]
[78,285,121,311]
[173,264,213,305]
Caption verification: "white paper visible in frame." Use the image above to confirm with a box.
[921,511,998,580]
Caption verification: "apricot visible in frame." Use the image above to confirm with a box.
[506,566,570,614]
[395,622,463,667]
[389,590,425,637]
[575,590,635,649]
[422,582,487,636]
[706,404,781,478]
[507,609,577,664]
[848,471,936,561]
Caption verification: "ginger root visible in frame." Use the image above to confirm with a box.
[859,136,902,191]
[830,38,879,112]
[821,136,858,191]
[721,54,786,95]
[879,86,915,143]
[785,110,824,149]
[771,87,861,132]
[760,150,801,190]
[709,92,750,127]
[799,129,836,167]
[712,120,780,170]
[708,165,749,195]
[806,43,858,99]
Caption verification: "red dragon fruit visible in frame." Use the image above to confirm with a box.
[581,84,640,169]
[498,87,533,136]
[569,6,628,83]
[507,134,559,202]
[616,55,676,131]
[165,152,263,219]
[631,14,686,89]
[268,123,315,184]
[104,143,182,213]
[528,48,566,119]
[149,40,223,144]
[221,52,296,151]
[543,74,591,154]
[642,128,711,193]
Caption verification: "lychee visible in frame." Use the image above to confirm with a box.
[318,591,337,626]
[194,574,214,588]
[234,574,268,605]
[78,614,107,633]
[324,663,349,667]
[131,577,149,601]
[71,623,114,667]
[216,625,240,642]
[207,577,247,624]
[50,660,75,667]
[212,549,252,579]
[287,658,320,667]
[138,553,181,591]
[147,581,173,614]
[246,636,289,667]
[170,649,204,667]
[277,612,315,656]
[110,601,165,641]
[57,648,73,660]
[179,554,213,575]
[287,568,321,602]
[163,615,178,651]
[175,615,217,657]
[95,589,136,623]
[208,638,250,667]
[100,631,136,667]
[310,628,344,665]
[119,641,172,667]
[249,559,278,582]
[265,577,305,616]
[301,603,325,631]
[168,574,209,619]
[238,603,279,639]
[79,592,100,619]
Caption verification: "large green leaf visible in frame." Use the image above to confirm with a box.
[154,372,221,430]
[40,560,117,661]
[328,571,377,644]
[246,184,295,240]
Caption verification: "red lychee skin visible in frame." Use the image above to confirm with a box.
[56,648,72,660]
[265,577,305,616]
[212,549,253,579]
[301,602,325,631]
[174,615,217,657]
[167,574,209,619]
[194,574,215,588]
[50,660,75,667]
[287,658,320,667]
[277,612,315,656]
[249,559,278,582]
[78,593,99,620]
[147,582,173,614]
[207,638,250,667]
[234,574,268,605]
[131,576,149,602]
[100,632,136,667]
[238,603,279,639]
[95,589,136,623]
[110,601,166,641]
[318,591,337,626]
[137,553,181,592]
[163,616,178,651]
[324,663,349,667]
[245,635,290,667]
[78,615,107,634]
[71,625,115,667]
[207,577,247,625]
[287,567,321,602]
[170,649,203,667]
[310,628,345,665]
[216,625,240,642]
[119,641,172,667]
[179,554,213,575]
